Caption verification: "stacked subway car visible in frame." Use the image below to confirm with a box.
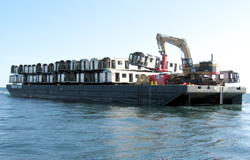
[9,57,161,85]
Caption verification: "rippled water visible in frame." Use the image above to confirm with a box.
[0,87,250,159]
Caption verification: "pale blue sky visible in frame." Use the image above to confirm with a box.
[1,0,249,89]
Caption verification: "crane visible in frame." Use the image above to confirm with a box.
[156,33,193,75]
[128,33,240,85]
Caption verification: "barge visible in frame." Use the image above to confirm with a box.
[6,33,246,106]
[6,84,245,106]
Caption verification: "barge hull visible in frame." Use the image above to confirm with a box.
[6,84,246,106]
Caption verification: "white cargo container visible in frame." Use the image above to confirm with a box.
[17,75,23,83]
[33,75,37,83]
[99,69,157,84]
[90,58,100,70]
[42,64,48,73]
[18,65,24,74]
[36,63,42,73]
[11,65,19,74]
[65,60,77,71]
[54,61,60,72]
[58,60,65,71]
[60,73,65,82]
[80,59,90,71]
[80,73,86,82]
[128,52,161,70]
[37,75,42,83]
[14,66,18,73]
[167,61,182,73]
[32,64,36,74]
[48,63,54,73]
[101,57,129,70]
[47,74,53,83]
[27,75,33,83]
[24,65,29,73]
[9,75,15,83]
[28,65,33,74]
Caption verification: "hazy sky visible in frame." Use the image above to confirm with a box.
[1,0,249,90]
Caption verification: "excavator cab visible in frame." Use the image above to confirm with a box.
[182,58,193,67]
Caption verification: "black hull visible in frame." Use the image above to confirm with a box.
[6,84,246,106]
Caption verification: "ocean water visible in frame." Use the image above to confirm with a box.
[0,87,250,160]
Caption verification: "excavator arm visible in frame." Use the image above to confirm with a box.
[156,33,191,58]
[156,33,193,75]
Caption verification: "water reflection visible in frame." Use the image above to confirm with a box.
[90,103,244,159]
[0,90,248,159]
